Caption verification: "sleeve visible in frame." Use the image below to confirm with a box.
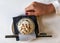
[50,0,60,13]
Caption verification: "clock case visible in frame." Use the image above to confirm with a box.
[13,15,39,41]
[5,15,52,41]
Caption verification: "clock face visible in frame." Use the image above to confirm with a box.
[17,18,35,35]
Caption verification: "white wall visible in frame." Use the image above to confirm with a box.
[0,0,60,43]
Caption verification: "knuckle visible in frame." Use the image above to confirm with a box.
[25,2,37,10]
[32,1,37,4]
[25,7,29,10]
[32,1,37,7]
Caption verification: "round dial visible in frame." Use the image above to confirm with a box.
[17,18,35,35]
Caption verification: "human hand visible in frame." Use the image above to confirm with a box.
[25,2,56,16]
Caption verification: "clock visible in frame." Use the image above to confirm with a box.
[5,15,52,41]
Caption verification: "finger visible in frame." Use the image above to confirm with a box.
[25,3,36,12]
[26,10,35,12]
[26,12,35,15]
[25,5,34,11]
[25,9,36,15]
[25,10,35,15]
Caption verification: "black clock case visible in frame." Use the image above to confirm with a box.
[13,15,39,41]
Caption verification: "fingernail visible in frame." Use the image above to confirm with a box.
[26,13,28,15]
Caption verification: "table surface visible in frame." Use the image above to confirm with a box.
[0,0,60,43]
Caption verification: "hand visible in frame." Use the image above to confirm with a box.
[25,2,56,16]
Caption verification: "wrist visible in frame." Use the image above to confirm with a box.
[47,4,56,14]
